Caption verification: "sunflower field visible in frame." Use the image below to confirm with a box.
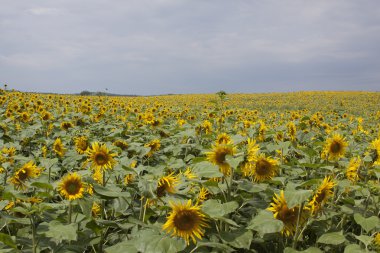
[0,90,379,253]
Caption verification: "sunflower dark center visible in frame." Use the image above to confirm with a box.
[256,159,271,175]
[66,181,80,195]
[330,141,341,153]
[78,142,88,151]
[54,144,62,152]
[95,153,107,165]
[315,190,327,203]
[215,151,227,164]
[174,210,197,231]
[18,169,29,181]
[279,206,298,223]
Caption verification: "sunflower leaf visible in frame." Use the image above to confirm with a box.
[353,213,380,233]
[317,231,345,245]
[247,210,283,236]
[284,189,313,208]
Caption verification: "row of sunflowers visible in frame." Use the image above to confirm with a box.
[0,90,379,252]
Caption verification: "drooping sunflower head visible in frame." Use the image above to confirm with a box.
[322,133,348,160]
[144,139,161,157]
[206,144,236,176]
[58,172,85,200]
[216,133,232,145]
[162,200,209,245]
[267,190,309,236]
[86,142,117,171]
[156,172,179,197]
[74,136,89,154]
[246,138,260,162]
[53,138,66,157]
[308,176,336,214]
[251,154,278,182]
[9,161,42,190]
[346,157,361,183]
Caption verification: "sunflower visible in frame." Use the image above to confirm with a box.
[53,138,66,157]
[58,172,85,200]
[287,122,297,141]
[113,140,129,150]
[92,202,101,217]
[374,233,380,248]
[206,144,236,176]
[156,173,179,197]
[162,200,209,245]
[86,142,117,171]
[247,138,259,162]
[267,190,309,236]
[74,136,89,154]
[60,121,74,131]
[307,176,336,215]
[250,154,278,182]
[346,157,361,183]
[322,133,348,161]
[197,187,211,202]
[216,133,232,145]
[144,139,161,157]
[124,174,135,185]
[369,138,380,165]
[182,167,197,180]
[9,161,42,189]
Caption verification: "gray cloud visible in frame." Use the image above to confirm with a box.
[0,0,379,95]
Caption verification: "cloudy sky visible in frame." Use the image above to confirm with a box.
[1,0,379,95]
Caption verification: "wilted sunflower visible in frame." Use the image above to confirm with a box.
[250,154,279,182]
[144,139,161,157]
[74,136,89,154]
[86,142,117,171]
[216,133,232,145]
[162,200,209,245]
[9,161,42,189]
[156,173,179,197]
[268,190,309,236]
[206,144,236,176]
[58,172,85,200]
[53,138,66,157]
[346,157,361,183]
[322,133,348,161]
[308,176,336,215]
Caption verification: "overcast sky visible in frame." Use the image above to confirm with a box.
[1,0,379,95]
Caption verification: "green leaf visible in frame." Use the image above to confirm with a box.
[353,213,380,233]
[354,235,373,248]
[221,229,253,249]
[195,242,234,253]
[0,233,17,249]
[192,161,223,178]
[284,247,323,253]
[344,244,366,253]
[38,220,77,242]
[133,229,186,253]
[201,200,238,218]
[317,231,345,245]
[105,242,138,253]
[284,189,313,208]
[93,184,129,199]
[31,181,53,190]
[247,210,283,236]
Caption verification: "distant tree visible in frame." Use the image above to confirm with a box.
[80,90,92,96]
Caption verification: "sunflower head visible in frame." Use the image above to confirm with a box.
[251,154,278,182]
[53,138,66,157]
[197,187,211,203]
[86,142,117,171]
[156,173,179,197]
[206,144,236,176]
[9,161,42,190]
[308,176,336,214]
[346,157,361,183]
[144,139,161,157]
[322,134,348,161]
[58,172,85,200]
[113,140,129,150]
[247,138,259,162]
[287,121,297,141]
[216,133,232,145]
[74,136,89,154]
[162,200,209,245]
[60,121,74,131]
[267,190,309,236]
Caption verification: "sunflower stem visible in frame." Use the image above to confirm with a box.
[292,202,304,249]
[68,200,72,224]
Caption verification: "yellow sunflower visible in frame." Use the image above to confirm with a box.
[144,139,161,157]
[58,172,85,200]
[9,161,42,189]
[86,142,117,171]
[53,138,66,157]
[113,140,129,150]
[197,187,211,203]
[156,173,179,197]
[216,133,232,145]
[346,157,361,183]
[287,121,297,141]
[374,232,380,248]
[267,190,309,236]
[162,200,209,245]
[322,133,348,161]
[206,144,236,176]
[74,136,89,154]
[60,121,74,131]
[250,154,279,182]
[307,176,336,215]
[92,202,101,217]
[369,138,380,165]
[247,138,259,162]
[124,174,135,185]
